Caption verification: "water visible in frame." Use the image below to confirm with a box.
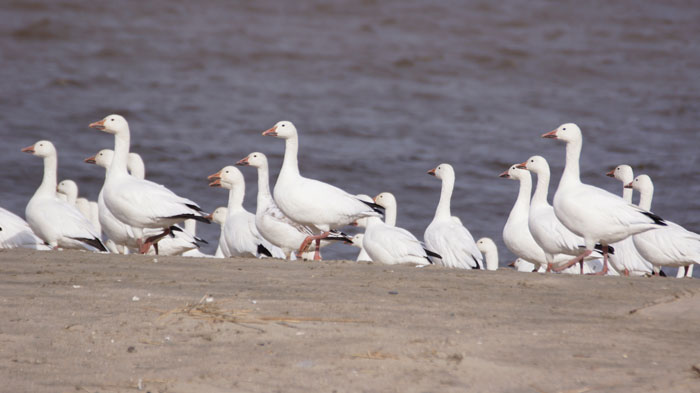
[1,0,698,275]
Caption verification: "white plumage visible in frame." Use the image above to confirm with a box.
[0,206,50,250]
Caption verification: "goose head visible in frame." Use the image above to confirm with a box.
[57,179,79,202]
[606,164,633,183]
[498,164,528,180]
[373,192,397,210]
[541,123,581,144]
[236,152,267,168]
[516,155,548,174]
[427,163,455,180]
[626,174,653,193]
[206,207,228,225]
[476,237,497,255]
[89,114,128,135]
[262,120,297,139]
[208,165,244,189]
[21,140,56,158]
[85,149,114,168]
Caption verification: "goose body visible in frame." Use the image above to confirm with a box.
[629,175,699,277]
[22,141,105,251]
[424,164,483,269]
[544,123,666,273]
[0,207,50,250]
[476,237,499,271]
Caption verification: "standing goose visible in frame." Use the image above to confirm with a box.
[22,141,106,251]
[424,163,483,269]
[236,152,349,260]
[628,175,698,277]
[362,192,437,266]
[542,123,666,274]
[0,207,51,250]
[604,165,656,276]
[208,165,284,258]
[500,165,569,271]
[517,156,609,274]
[262,121,382,258]
[476,237,499,271]
[88,115,209,253]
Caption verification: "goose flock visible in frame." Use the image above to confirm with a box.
[3,115,698,278]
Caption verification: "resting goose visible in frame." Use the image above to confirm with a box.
[424,163,483,269]
[22,141,106,251]
[0,207,51,250]
[262,121,382,258]
[88,114,209,253]
[543,123,666,274]
[628,175,698,277]
[476,237,499,271]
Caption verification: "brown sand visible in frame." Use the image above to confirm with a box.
[1,248,699,393]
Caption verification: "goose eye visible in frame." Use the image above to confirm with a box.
[563,127,566,130]
[111,118,114,121]
[530,160,534,163]
[281,124,286,127]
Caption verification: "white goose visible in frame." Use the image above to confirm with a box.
[262,121,382,258]
[425,163,483,269]
[362,192,436,266]
[604,165,656,276]
[0,207,51,250]
[22,141,106,251]
[476,237,499,271]
[207,206,229,258]
[56,179,100,236]
[543,123,666,274]
[89,115,209,253]
[517,156,611,274]
[208,165,284,258]
[236,152,349,260]
[500,165,567,271]
[628,175,699,278]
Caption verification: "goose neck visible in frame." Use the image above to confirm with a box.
[531,168,550,205]
[280,136,300,178]
[434,175,454,220]
[37,153,58,197]
[109,131,131,177]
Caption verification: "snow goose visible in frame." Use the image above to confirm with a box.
[517,156,611,274]
[206,207,229,258]
[425,163,483,269]
[500,165,566,271]
[208,165,284,258]
[262,121,382,257]
[476,237,498,271]
[362,192,437,265]
[543,123,666,274]
[56,179,100,235]
[181,219,215,258]
[22,141,106,251]
[0,207,51,250]
[88,114,209,253]
[627,175,698,277]
[604,165,656,276]
[236,152,350,260]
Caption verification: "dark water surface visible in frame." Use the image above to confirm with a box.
[1,1,699,273]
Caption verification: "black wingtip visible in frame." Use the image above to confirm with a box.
[359,199,385,215]
[593,243,615,255]
[167,214,211,224]
[642,211,666,226]
[424,249,442,260]
[326,229,353,243]
[472,256,481,270]
[257,244,273,258]
[185,203,205,213]
[73,237,108,252]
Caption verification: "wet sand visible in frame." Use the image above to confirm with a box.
[1,249,699,393]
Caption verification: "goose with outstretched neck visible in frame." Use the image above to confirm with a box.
[424,163,483,269]
[236,152,350,260]
[208,165,283,259]
[22,140,106,251]
[262,121,382,258]
[89,114,209,253]
[543,123,666,275]
[628,175,698,278]
[604,165,656,276]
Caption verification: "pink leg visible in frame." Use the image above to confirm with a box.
[313,238,322,261]
[589,245,610,276]
[623,268,630,277]
[139,228,171,255]
[552,250,593,272]
[546,263,552,273]
[297,232,331,259]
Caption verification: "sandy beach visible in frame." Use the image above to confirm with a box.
[0,249,698,392]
